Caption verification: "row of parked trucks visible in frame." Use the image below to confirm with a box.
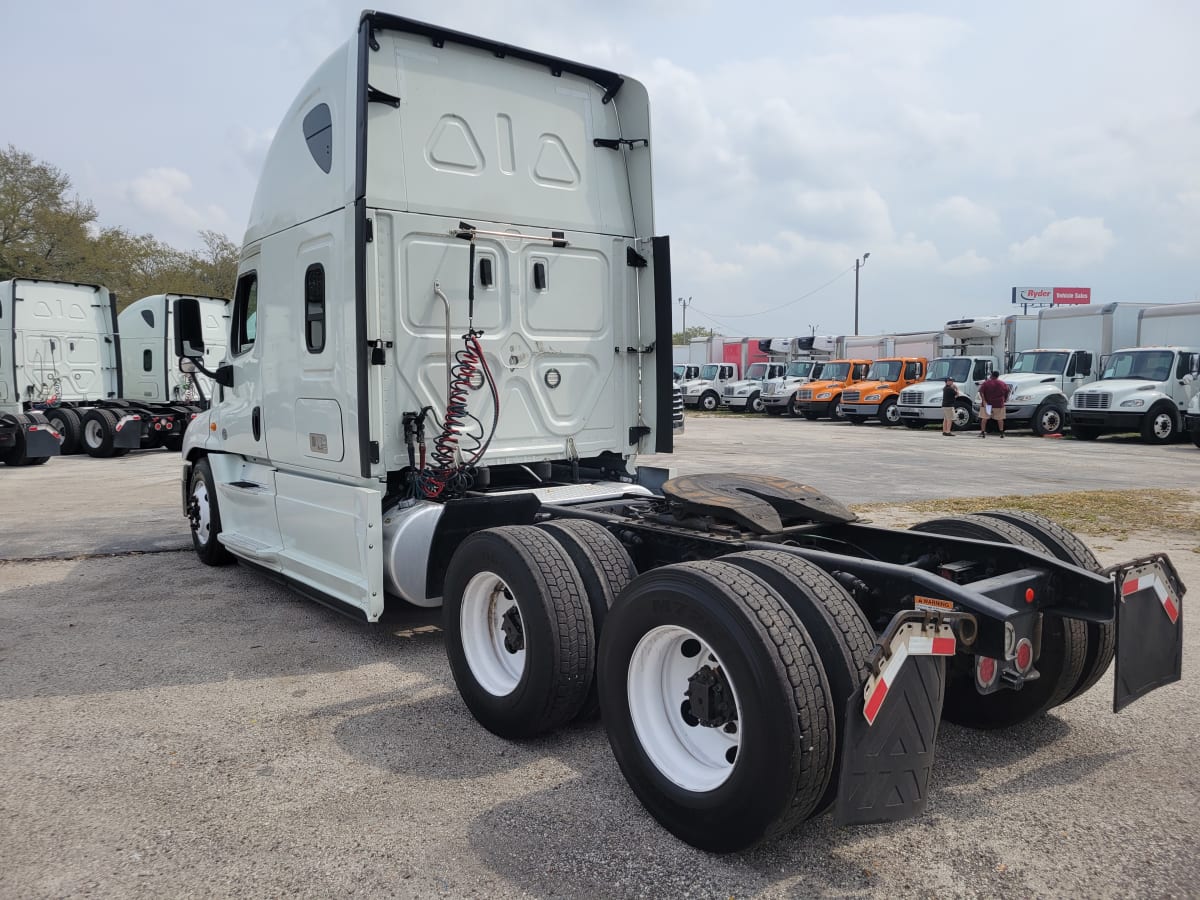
[677,301,1200,444]
[0,278,229,466]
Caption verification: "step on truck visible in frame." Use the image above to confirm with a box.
[1069,302,1200,444]
[997,302,1151,436]
[792,359,872,420]
[176,12,1185,854]
[721,361,787,413]
[897,315,1034,430]
[0,278,217,457]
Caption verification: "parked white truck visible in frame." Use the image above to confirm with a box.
[0,278,215,457]
[120,293,230,405]
[996,303,1150,435]
[758,334,836,416]
[720,361,787,412]
[174,12,1183,854]
[680,361,739,410]
[1069,302,1200,443]
[897,315,1034,430]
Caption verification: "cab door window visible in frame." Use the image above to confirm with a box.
[232,272,258,355]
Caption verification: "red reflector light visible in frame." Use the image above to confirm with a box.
[1025,588,1035,604]
[977,656,998,688]
[1015,638,1034,673]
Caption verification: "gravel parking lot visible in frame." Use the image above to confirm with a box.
[1,418,1196,899]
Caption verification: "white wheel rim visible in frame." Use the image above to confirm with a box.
[460,571,526,696]
[192,480,212,545]
[955,407,970,427]
[1153,414,1172,438]
[627,625,742,792]
[85,419,104,448]
[1043,409,1061,431]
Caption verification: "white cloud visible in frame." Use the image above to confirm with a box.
[1009,217,1116,269]
[942,249,992,276]
[932,196,1000,233]
[122,167,233,239]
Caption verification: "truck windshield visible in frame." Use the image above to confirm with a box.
[821,363,850,380]
[865,360,901,381]
[785,361,814,377]
[926,358,972,383]
[1101,350,1174,382]
[673,365,685,379]
[1009,351,1068,375]
[745,363,768,379]
[699,364,719,380]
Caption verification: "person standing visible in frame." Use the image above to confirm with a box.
[941,377,961,436]
[978,371,1011,438]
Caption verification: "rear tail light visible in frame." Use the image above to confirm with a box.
[1014,638,1034,674]
[976,655,999,689]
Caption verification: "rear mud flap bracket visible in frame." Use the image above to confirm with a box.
[1112,557,1184,713]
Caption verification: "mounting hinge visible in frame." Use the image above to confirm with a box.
[368,25,380,51]
[367,84,401,108]
[365,219,374,243]
[369,441,380,464]
[594,138,648,151]
[368,339,392,365]
[626,246,647,269]
[628,425,652,445]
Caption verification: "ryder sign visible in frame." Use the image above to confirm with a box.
[1011,286,1091,306]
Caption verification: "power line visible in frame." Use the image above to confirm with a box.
[688,265,855,320]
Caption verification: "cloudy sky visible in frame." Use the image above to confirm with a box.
[3,0,1197,336]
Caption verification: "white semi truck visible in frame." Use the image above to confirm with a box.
[1069,302,1200,443]
[174,12,1183,853]
[0,278,217,457]
[897,315,1035,430]
[997,303,1151,435]
[119,293,231,406]
[680,361,739,410]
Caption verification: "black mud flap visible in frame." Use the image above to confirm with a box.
[834,655,946,826]
[113,415,143,450]
[1113,557,1184,712]
[23,425,62,458]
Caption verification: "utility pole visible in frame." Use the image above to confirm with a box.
[854,252,870,336]
[677,296,693,338]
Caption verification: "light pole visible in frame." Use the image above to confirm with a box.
[854,252,870,335]
[678,296,693,336]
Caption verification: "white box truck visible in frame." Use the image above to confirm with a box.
[896,315,1033,429]
[1069,302,1200,443]
[172,12,1183,853]
[999,303,1152,435]
[720,361,787,412]
[760,335,836,416]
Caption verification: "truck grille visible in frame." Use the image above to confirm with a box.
[723,386,736,397]
[797,389,813,401]
[672,386,684,429]
[842,390,861,403]
[763,383,777,396]
[1074,392,1111,410]
[899,389,924,405]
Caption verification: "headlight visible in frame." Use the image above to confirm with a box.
[1013,394,1035,402]
[736,388,750,396]
[865,393,881,402]
[1120,398,1146,407]
[686,388,700,395]
[928,394,941,404]
[816,392,832,400]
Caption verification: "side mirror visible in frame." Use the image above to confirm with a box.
[173,296,205,359]
[179,358,197,374]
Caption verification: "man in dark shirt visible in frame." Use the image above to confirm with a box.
[941,377,961,436]
[978,371,1011,438]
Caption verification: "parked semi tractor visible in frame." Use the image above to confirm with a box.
[897,315,1035,430]
[120,293,231,405]
[721,361,787,412]
[175,13,1184,853]
[1069,302,1200,443]
[996,303,1151,436]
[0,278,213,456]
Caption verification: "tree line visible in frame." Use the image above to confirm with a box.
[0,145,238,310]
